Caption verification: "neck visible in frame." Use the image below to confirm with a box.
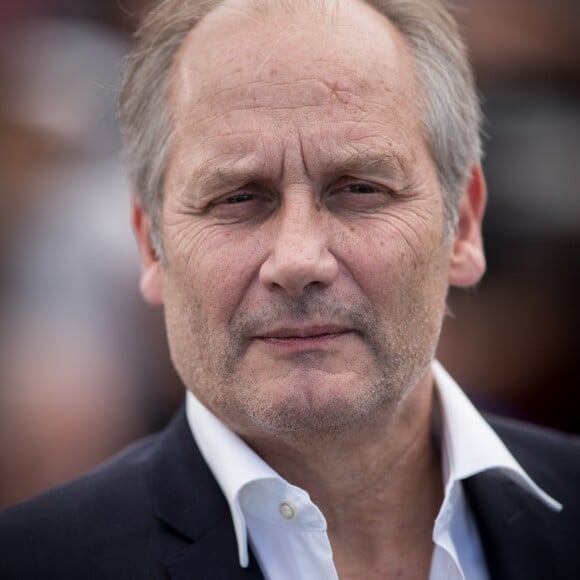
[244,369,442,579]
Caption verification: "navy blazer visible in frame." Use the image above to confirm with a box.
[0,408,579,579]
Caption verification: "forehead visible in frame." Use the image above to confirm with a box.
[164,0,430,186]
[170,0,419,119]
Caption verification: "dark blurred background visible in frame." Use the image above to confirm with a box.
[0,0,578,509]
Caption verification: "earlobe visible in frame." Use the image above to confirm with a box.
[449,165,487,288]
[131,198,164,306]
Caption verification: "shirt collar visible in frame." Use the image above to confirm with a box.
[432,360,561,511]
[186,361,562,569]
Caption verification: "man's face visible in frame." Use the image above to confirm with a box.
[134,0,485,437]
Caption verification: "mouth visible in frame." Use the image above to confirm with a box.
[253,324,354,350]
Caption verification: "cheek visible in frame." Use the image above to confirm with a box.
[166,224,264,321]
[344,218,449,307]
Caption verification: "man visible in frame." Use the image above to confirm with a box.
[1,0,578,578]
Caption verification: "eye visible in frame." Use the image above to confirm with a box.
[343,183,380,195]
[327,179,393,213]
[208,188,275,222]
[224,193,256,204]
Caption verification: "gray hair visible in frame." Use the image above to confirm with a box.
[119,0,482,254]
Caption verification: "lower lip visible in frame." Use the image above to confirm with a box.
[255,331,352,351]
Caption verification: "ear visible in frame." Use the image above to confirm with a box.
[449,165,487,288]
[131,198,164,306]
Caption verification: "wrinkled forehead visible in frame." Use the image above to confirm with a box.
[169,0,419,115]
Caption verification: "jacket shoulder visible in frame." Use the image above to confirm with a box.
[488,415,580,479]
[0,430,187,579]
[488,414,580,452]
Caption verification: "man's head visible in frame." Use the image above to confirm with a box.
[125,0,486,437]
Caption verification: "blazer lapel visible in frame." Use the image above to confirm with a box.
[147,408,265,579]
[164,518,264,580]
[463,470,566,580]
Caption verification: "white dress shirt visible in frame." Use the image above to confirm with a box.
[185,361,561,580]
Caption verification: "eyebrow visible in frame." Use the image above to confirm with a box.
[182,155,265,200]
[198,166,259,191]
[323,150,409,179]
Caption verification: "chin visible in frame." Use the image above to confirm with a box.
[239,374,396,434]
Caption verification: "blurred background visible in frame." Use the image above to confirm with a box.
[0,0,578,509]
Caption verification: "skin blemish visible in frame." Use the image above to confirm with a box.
[324,78,353,107]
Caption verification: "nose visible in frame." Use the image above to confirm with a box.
[259,198,339,298]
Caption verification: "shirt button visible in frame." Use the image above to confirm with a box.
[279,502,296,520]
